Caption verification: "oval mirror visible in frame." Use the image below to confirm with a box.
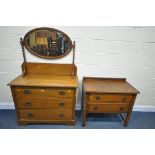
[23,27,73,59]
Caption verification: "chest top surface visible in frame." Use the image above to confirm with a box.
[8,62,78,88]
[8,75,78,88]
[83,77,139,94]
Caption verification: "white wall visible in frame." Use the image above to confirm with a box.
[0,26,155,110]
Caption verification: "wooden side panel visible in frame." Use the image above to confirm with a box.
[24,62,77,76]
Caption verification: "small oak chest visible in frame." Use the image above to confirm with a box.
[82,77,139,127]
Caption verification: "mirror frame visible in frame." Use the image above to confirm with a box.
[23,27,73,59]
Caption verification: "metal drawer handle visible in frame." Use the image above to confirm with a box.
[24,102,32,106]
[120,107,124,111]
[59,90,65,95]
[59,114,64,118]
[27,113,34,118]
[96,96,100,100]
[23,90,31,94]
[122,97,127,102]
[59,102,65,107]
[94,106,98,111]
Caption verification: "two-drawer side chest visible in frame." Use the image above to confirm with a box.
[82,77,140,127]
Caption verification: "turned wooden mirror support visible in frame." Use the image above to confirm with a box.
[20,38,27,77]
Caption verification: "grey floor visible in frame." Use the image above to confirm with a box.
[0,110,155,129]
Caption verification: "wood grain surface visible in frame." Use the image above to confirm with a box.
[83,77,139,94]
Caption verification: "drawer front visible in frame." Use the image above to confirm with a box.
[15,87,75,98]
[88,94,132,103]
[19,109,72,120]
[16,97,74,109]
[87,103,130,113]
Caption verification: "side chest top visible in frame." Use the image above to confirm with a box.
[83,77,139,94]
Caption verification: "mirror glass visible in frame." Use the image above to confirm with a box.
[24,28,72,59]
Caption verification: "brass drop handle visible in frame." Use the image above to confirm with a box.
[96,96,100,100]
[24,102,32,106]
[59,90,65,95]
[27,113,34,118]
[59,102,65,107]
[120,107,124,111]
[23,90,31,94]
[59,114,64,118]
[94,106,98,111]
[122,97,127,102]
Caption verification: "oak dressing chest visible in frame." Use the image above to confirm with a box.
[82,77,139,127]
[8,27,78,125]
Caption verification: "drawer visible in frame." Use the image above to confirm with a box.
[15,87,75,98]
[19,109,72,120]
[16,97,73,109]
[87,103,130,113]
[88,94,132,103]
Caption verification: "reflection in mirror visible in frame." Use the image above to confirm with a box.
[25,28,72,59]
